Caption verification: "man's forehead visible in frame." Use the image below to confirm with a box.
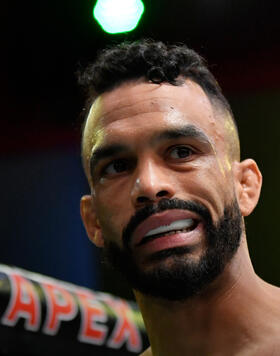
[94,79,212,122]
[84,79,217,141]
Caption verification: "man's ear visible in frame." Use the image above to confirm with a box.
[80,195,104,247]
[233,159,262,217]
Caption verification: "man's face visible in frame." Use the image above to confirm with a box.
[82,79,243,299]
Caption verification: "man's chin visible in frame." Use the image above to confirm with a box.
[103,243,221,301]
[134,258,211,301]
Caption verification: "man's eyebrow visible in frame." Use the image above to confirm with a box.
[152,124,211,145]
[89,125,211,175]
[90,144,128,174]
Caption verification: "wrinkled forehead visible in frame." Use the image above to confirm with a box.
[84,81,218,139]
[95,80,213,125]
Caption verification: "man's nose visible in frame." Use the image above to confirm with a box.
[130,159,176,206]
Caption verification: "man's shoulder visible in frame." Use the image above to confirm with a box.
[139,346,152,356]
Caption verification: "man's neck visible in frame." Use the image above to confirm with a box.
[135,245,280,356]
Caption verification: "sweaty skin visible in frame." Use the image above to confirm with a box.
[81,79,280,356]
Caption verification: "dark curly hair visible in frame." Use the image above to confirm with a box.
[78,39,233,118]
[79,40,240,172]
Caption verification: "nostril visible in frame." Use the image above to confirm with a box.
[156,190,169,197]
[136,191,171,204]
[137,196,150,203]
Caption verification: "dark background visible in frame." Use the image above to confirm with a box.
[1,0,280,298]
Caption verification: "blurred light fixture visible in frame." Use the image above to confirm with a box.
[93,0,145,34]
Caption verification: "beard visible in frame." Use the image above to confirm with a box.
[102,198,242,301]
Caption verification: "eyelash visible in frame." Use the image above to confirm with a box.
[166,145,195,160]
[100,158,132,177]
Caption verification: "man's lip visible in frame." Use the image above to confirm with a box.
[131,210,201,247]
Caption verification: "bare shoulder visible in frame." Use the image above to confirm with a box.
[139,346,152,356]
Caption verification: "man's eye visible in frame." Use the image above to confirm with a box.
[169,146,193,159]
[102,159,129,175]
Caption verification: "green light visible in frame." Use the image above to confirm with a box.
[93,0,145,34]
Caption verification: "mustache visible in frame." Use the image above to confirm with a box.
[122,198,212,249]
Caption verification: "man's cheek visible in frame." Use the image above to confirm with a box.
[99,213,124,246]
